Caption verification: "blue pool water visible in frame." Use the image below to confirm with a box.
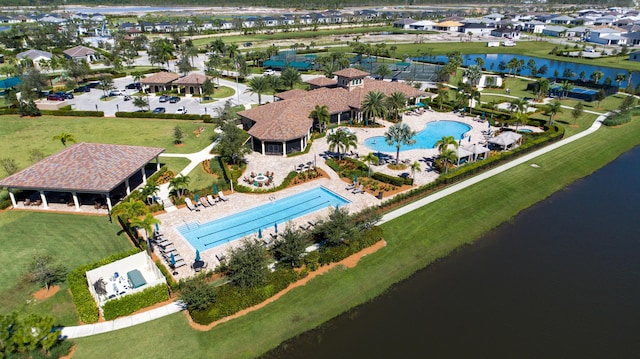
[550,84,598,95]
[178,186,350,252]
[364,121,471,153]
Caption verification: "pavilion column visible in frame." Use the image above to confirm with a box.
[300,138,304,151]
[71,192,80,211]
[125,178,131,195]
[105,195,112,211]
[39,191,48,208]
[8,189,16,208]
[337,113,341,125]
[141,168,147,183]
[282,141,286,157]
[261,141,265,155]
[156,156,160,171]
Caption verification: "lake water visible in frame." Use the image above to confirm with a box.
[261,146,640,358]
[428,53,637,88]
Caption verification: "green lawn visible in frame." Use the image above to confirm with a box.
[0,211,132,326]
[73,117,640,358]
[0,116,216,179]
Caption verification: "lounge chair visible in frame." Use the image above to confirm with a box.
[207,195,217,206]
[185,198,200,211]
[299,223,312,231]
[171,259,187,269]
[32,199,42,206]
[160,245,177,254]
[24,198,31,206]
[352,184,364,194]
[345,182,357,190]
[215,254,227,263]
[218,191,229,202]
[199,197,210,207]
[164,253,183,262]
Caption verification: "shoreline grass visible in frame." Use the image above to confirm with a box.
[72,118,640,358]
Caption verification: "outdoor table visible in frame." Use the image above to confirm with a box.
[254,175,268,183]
[193,260,205,272]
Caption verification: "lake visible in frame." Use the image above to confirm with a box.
[261,145,640,358]
[427,53,637,88]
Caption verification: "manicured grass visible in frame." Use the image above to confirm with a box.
[73,118,640,358]
[211,85,235,99]
[0,211,132,326]
[186,160,219,191]
[0,116,216,179]
[159,157,191,175]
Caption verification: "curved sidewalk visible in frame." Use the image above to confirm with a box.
[59,114,608,339]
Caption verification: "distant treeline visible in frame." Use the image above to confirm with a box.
[2,0,632,9]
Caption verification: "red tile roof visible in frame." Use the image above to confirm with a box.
[63,45,96,58]
[305,77,338,87]
[333,68,369,78]
[239,78,427,142]
[141,72,180,85]
[173,73,211,85]
[0,143,165,193]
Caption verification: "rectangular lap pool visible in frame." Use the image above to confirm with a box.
[177,186,350,252]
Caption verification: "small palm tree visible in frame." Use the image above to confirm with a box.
[130,213,160,252]
[509,98,528,113]
[169,174,190,198]
[511,111,528,131]
[436,86,448,110]
[326,130,357,160]
[374,64,392,80]
[362,152,379,177]
[435,135,458,152]
[245,76,270,105]
[111,198,148,223]
[52,132,76,147]
[140,180,160,205]
[384,122,416,165]
[545,100,562,127]
[309,104,330,133]
[439,148,458,174]
[410,161,421,183]
[267,75,284,102]
[362,91,387,125]
[385,91,407,122]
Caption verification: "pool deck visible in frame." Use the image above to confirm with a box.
[156,110,516,280]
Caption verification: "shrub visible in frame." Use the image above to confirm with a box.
[154,260,177,290]
[40,110,104,117]
[67,249,141,324]
[179,276,217,311]
[102,284,169,321]
[603,110,635,126]
[372,172,405,186]
[116,111,211,121]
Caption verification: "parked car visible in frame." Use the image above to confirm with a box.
[47,94,65,101]
[125,82,141,90]
[158,95,170,103]
[74,86,90,93]
[109,90,124,97]
[87,81,100,89]
[152,107,166,114]
[55,91,74,99]
[169,96,180,103]
[176,106,187,114]
[263,69,276,76]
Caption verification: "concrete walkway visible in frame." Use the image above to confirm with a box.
[58,112,609,339]
[61,302,185,339]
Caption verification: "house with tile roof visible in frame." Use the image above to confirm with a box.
[172,73,213,95]
[140,72,181,93]
[237,69,426,156]
[16,49,52,69]
[63,45,99,62]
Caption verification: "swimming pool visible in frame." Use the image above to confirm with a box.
[177,186,350,252]
[364,121,471,153]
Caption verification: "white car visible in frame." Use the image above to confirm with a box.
[176,106,187,114]
[263,69,276,76]
[109,90,124,96]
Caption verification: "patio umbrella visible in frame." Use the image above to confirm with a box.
[155,223,159,232]
[195,193,199,204]
[488,121,491,129]
[274,223,278,234]
[170,253,176,267]
[468,136,472,142]
[417,102,425,107]
[258,228,262,239]
[213,184,218,195]
[354,174,358,183]
[195,250,200,262]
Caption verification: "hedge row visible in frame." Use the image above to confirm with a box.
[155,260,178,291]
[40,110,104,117]
[372,172,412,186]
[67,248,141,324]
[603,110,635,126]
[0,108,19,115]
[191,268,302,324]
[318,226,384,265]
[115,111,211,121]
[102,284,169,321]
[326,157,413,186]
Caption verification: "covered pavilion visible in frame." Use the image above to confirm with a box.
[0,143,164,212]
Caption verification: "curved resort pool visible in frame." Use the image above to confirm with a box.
[364,120,471,153]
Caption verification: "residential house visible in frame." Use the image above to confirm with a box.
[16,49,53,69]
[409,20,435,31]
[628,50,640,61]
[461,22,490,36]
[521,20,546,33]
[63,45,99,62]
[565,26,590,39]
[433,21,463,32]
[542,25,568,37]
[549,15,576,25]
[393,18,415,29]
[588,26,627,45]
[140,72,180,93]
[491,27,520,39]
[622,31,640,45]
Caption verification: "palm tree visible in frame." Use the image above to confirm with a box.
[560,80,574,99]
[374,64,392,80]
[463,65,482,86]
[130,213,160,252]
[440,148,458,174]
[545,100,562,127]
[309,104,330,133]
[436,86,448,110]
[615,73,627,88]
[140,180,160,205]
[435,135,458,152]
[362,152,379,177]
[511,111,528,131]
[169,174,190,198]
[245,76,270,105]
[111,198,148,223]
[410,161,421,183]
[384,122,416,165]
[534,78,550,102]
[326,130,357,160]
[361,91,387,124]
[267,75,283,102]
[590,70,604,85]
[52,132,76,147]
[280,67,302,89]
[384,91,407,122]
[509,98,528,113]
